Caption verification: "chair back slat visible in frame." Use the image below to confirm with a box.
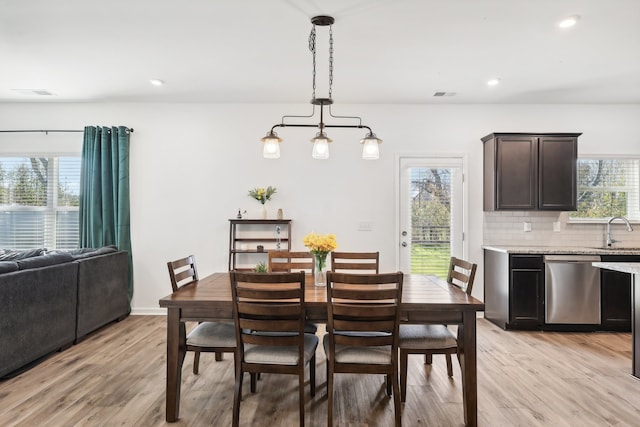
[332,303,398,318]
[334,334,393,347]
[331,251,379,273]
[167,254,198,291]
[446,256,478,295]
[236,302,301,317]
[334,319,396,332]
[331,287,399,301]
[242,333,300,347]
[240,318,300,332]
[268,251,315,274]
[236,287,302,301]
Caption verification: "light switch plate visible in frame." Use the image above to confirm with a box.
[553,221,561,232]
[524,222,532,232]
[358,221,373,231]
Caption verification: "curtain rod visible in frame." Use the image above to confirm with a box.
[0,128,134,134]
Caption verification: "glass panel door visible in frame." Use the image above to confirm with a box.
[399,157,464,279]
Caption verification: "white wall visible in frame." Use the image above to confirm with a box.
[1,103,639,310]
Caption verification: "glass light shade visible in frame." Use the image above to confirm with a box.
[360,133,382,160]
[311,131,332,160]
[261,131,282,159]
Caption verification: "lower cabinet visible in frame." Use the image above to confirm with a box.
[599,255,639,332]
[485,250,636,331]
[484,250,544,330]
[509,255,544,328]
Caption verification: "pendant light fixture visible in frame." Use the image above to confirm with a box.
[260,15,382,160]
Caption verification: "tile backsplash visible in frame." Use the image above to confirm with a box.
[483,211,640,248]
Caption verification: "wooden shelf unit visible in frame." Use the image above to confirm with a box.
[228,219,292,271]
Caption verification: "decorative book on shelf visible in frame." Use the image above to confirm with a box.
[228,219,292,271]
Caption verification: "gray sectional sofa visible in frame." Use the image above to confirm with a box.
[0,246,129,378]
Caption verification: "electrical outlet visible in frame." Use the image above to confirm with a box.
[523,222,532,232]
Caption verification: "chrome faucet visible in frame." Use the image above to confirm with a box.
[606,216,633,247]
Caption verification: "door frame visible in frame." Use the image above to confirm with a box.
[394,152,470,271]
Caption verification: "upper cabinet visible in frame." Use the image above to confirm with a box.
[482,133,580,211]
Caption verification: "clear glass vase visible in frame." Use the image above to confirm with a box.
[313,252,328,286]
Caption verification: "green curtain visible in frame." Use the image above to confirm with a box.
[79,126,133,308]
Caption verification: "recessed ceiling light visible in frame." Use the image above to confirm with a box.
[487,78,501,87]
[149,79,164,86]
[558,15,580,29]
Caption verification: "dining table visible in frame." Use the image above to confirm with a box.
[159,272,485,426]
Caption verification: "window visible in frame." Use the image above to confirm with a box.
[570,157,640,221]
[0,156,81,249]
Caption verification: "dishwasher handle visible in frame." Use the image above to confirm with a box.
[543,255,601,263]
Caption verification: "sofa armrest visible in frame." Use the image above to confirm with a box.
[75,251,129,340]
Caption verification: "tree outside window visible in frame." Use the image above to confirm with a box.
[571,158,640,221]
[0,156,80,249]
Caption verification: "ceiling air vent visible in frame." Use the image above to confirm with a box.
[11,89,56,96]
[433,92,456,97]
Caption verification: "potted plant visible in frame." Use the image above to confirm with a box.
[254,262,268,273]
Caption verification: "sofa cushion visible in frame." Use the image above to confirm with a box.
[72,245,118,259]
[0,261,19,274]
[0,248,46,261]
[16,252,75,270]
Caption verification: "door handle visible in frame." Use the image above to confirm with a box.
[401,242,408,247]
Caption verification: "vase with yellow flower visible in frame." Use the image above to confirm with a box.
[248,186,277,219]
[303,232,338,286]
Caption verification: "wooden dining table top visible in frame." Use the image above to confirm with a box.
[159,272,485,321]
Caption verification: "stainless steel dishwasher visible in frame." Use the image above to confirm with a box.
[544,255,601,324]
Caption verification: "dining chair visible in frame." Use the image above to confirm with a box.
[167,255,236,374]
[268,250,315,274]
[330,251,379,273]
[398,256,477,402]
[324,271,404,427]
[229,271,318,427]
[268,250,318,334]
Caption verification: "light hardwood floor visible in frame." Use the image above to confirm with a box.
[1,316,639,426]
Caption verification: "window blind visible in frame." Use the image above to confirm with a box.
[0,156,81,250]
[571,158,640,221]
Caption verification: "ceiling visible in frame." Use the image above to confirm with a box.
[1,0,639,104]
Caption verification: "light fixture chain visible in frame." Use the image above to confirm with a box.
[329,25,333,99]
[309,25,317,100]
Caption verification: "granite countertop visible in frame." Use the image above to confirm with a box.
[482,245,640,255]
[593,262,640,274]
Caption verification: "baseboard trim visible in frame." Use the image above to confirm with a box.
[131,307,166,315]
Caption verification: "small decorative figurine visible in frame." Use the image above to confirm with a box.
[237,209,242,219]
[257,245,264,252]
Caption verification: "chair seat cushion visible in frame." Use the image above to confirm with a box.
[244,333,318,365]
[398,324,457,350]
[187,321,236,348]
[304,321,318,334]
[322,334,392,365]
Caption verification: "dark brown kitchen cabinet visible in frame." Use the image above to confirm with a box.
[484,250,543,329]
[482,133,580,211]
[599,255,639,331]
[509,255,544,328]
